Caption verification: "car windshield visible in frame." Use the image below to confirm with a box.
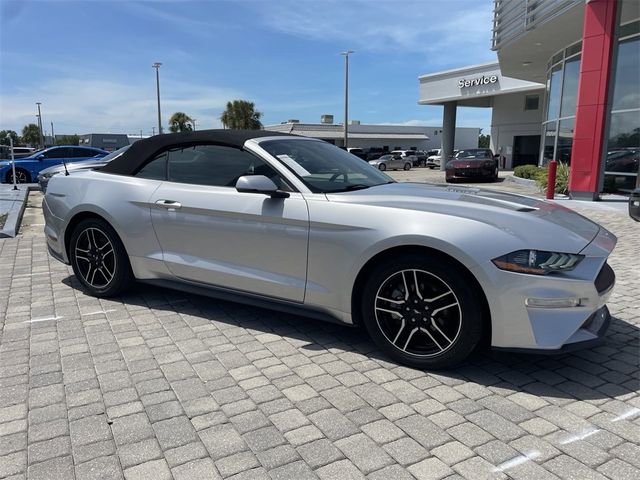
[378,155,394,161]
[455,149,490,159]
[260,139,394,193]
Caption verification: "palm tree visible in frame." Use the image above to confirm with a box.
[168,112,194,133]
[21,124,41,146]
[220,100,263,130]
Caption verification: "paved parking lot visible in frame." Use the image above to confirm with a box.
[0,180,638,480]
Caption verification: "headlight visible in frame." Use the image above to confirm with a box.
[492,250,584,275]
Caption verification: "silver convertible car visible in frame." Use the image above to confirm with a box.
[43,130,616,368]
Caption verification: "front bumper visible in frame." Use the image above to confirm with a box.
[43,196,70,264]
[493,305,611,355]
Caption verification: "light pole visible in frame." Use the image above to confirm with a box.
[340,50,354,149]
[152,126,156,136]
[36,102,44,147]
[51,122,55,145]
[152,63,163,134]
[192,118,197,131]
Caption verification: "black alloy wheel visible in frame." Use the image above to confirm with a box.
[360,254,483,368]
[5,168,30,184]
[70,218,132,297]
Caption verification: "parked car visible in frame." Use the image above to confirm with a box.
[369,154,412,171]
[38,145,130,192]
[44,129,616,369]
[0,145,108,184]
[412,151,428,167]
[445,148,499,182]
[366,148,389,161]
[0,145,35,160]
[605,149,639,173]
[629,188,640,222]
[346,148,367,160]
[426,149,442,169]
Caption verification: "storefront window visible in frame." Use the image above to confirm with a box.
[542,122,556,164]
[604,24,640,193]
[545,65,562,121]
[560,57,581,117]
[557,119,575,164]
[540,43,581,165]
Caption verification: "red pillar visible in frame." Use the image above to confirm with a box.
[569,0,617,200]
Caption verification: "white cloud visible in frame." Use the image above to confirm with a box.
[254,0,497,68]
[0,77,243,134]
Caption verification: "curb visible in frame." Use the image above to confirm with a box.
[504,175,537,187]
[0,185,38,238]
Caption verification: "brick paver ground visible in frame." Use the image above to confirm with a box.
[1,181,638,480]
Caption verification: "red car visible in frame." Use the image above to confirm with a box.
[445,149,499,182]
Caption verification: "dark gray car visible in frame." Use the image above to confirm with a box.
[38,146,130,192]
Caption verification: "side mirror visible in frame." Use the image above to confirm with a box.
[235,175,289,198]
[36,154,45,160]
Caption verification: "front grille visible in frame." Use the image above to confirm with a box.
[595,262,615,294]
[455,168,482,176]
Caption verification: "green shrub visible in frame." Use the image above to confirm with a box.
[536,162,570,195]
[514,164,544,180]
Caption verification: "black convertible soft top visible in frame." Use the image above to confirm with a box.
[100,129,294,176]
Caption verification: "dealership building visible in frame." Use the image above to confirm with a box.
[420,0,639,197]
[264,117,481,152]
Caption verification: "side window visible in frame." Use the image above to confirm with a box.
[167,144,290,189]
[72,148,93,158]
[136,152,167,180]
[43,148,66,159]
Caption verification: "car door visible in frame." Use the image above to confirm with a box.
[146,144,310,302]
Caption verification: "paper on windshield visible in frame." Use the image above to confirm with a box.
[277,154,311,177]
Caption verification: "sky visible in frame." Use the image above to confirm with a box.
[0,0,497,136]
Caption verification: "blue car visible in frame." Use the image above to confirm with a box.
[0,145,108,184]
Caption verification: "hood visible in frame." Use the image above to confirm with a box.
[448,159,492,167]
[325,182,602,252]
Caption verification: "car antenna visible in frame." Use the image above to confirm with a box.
[62,154,69,176]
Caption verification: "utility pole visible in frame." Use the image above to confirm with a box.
[152,63,163,134]
[36,102,44,148]
[340,51,354,149]
[51,122,55,144]
[152,127,156,136]
[192,118,197,131]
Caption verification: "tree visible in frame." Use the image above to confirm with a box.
[478,133,490,149]
[220,100,262,130]
[56,135,80,146]
[0,130,19,146]
[169,112,194,133]
[21,124,41,146]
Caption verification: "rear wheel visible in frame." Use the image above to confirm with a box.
[403,162,411,171]
[69,218,132,297]
[5,168,30,184]
[360,254,483,369]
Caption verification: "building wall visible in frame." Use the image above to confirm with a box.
[490,91,544,168]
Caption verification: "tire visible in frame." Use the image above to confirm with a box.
[5,168,31,184]
[403,163,411,171]
[420,160,426,167]
[428,166,435,170]
[360,254,484,369]
[493,168,499,181]
[69,218,132,297]
[378,164,386,171]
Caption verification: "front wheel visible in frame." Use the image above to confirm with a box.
[378,163,387,171]
[69,218,132,297]
[360,254,483,369]
[5,168,31,184]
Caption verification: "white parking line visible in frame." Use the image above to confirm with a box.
[493,450,541,472]
[81,309,117,316]
[12,272,49,278]
[612,407,640,422]
[559,427,600,445]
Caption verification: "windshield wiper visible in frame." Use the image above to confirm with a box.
[328,184,371,193]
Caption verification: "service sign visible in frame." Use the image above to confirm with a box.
[458,75,498,88]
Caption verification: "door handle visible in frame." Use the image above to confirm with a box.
[155,199,182,210]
